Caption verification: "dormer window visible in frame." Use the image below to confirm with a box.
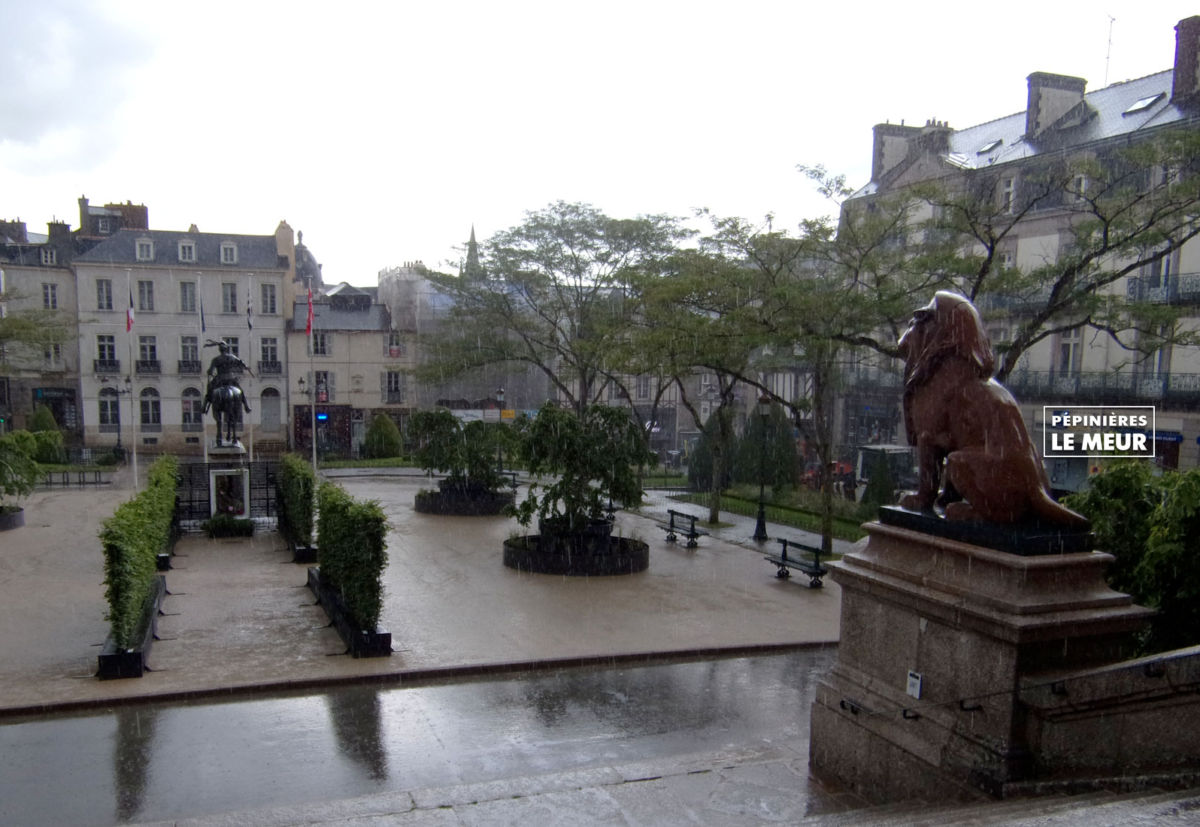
[98,217,111,234]
[221,242,238,264]
[40,248,57,266]
[1123,92,1164,116]
[136,239,154,261]
[976,138,1002,155]
[179,240,196,262]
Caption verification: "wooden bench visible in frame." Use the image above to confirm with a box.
[764,537,827,588]
[656,508,709,548]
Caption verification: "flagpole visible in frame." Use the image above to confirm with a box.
[126,269,139,491]
[247,273,254,460]
[199,273,209,464]
[308,286,317,470]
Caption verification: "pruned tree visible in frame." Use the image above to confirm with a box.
[418,201,690,416]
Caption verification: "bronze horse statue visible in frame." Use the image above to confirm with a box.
[208,384,246,446]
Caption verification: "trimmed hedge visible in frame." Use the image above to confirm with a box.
[317,482,387,630]
[101,455,179,649]
[278,453,316,547]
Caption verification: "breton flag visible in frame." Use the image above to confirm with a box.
[305,288,314,336]
[246,279,254,330]
[126,287,135,332]
[199,292,207,334]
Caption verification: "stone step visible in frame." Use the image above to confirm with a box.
[812,786,1200,826]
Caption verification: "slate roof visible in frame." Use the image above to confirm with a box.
[73,228,285,269]
[856,69,1196,197]
[291,298,391,332]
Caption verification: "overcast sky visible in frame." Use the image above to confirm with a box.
[1,1,1196,285]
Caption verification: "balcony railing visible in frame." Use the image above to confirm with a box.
[181,421,204,432]
[383,390,405,404]
[136,359,161,375]
[1004,370,1200,404]
[258,360,282,375]
[178,360,202,374]
[94,359,121,374]
[1125,272,1200,305]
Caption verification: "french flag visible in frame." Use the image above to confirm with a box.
[126,287,135,332]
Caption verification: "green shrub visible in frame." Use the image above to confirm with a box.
[202,513,254,537]
[363,413,404,459]
[277,453,316,545]
[32,429,65,464]
[101,455,179,649]
[317,482,387,630]
[28,404,58,433]
[859,451,897,517]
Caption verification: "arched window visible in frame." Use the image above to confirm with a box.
[260,387,281,430]
[99,388,120,431]
[182,387,203,431]
[140,387,161,430]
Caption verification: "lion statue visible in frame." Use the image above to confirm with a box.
[896,291,1088,527]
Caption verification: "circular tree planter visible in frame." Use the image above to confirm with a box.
[415,487,515,516]
[0,506,24,531]
[503,534,649,576]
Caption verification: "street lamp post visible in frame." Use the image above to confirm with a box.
[752,392,771,543]
[495,387,505,473]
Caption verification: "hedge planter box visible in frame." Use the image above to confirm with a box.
[307,567,392,658]
[503,535,649,576]
[97,575,167,680]
[289,539,318,564]
[0,506,25,531]
[414,488,515,516]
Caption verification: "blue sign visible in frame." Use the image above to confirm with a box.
[315,412,328,421]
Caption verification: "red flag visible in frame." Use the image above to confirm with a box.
[127,286,135,332]
[305,288,313,336]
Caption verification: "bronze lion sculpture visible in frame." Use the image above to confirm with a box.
[897,291,1088,527]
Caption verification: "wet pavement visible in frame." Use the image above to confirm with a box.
[0,468,846,714]
[0,466,858,824]
[0,649,851,826]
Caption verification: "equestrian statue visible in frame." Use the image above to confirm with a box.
[203,340,253,446]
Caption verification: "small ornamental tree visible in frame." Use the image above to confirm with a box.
[409,409,509,495]
[1066,462,1200,653]
[362,413,403,459]
[512,403,655,532]
[0,433,40,512]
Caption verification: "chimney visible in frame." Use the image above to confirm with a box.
[1172,16,1200,103]
[78,195,90,231]
[0,220,28,243]
[871,122,921,182]
[47,221,71,242]
[1025,72,1087,138]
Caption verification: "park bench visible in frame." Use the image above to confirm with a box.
[764,537,827,588]
[656,508,709,548]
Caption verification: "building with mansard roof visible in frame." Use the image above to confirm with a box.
[837,16,1200,488]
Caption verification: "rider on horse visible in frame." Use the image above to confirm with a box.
[203,341,253,415]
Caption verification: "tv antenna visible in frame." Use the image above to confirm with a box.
[1105,15,1116,87]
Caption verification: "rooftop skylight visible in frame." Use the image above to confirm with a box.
[1123,92,1164,115]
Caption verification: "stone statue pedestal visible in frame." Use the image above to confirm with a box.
[810,519,1152,802]
[209,440,247,457]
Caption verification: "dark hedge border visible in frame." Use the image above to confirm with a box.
[316,482,388,631]
[101,456,179,650]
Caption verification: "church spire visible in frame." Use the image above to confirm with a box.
[461,224,484,281]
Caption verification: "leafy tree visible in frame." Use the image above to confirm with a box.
[0,432,39,510]
[512,403,655,531]
[362,414,403,459]
[419,201,690,415]
[408,409,510,494]
[687,412,735,494]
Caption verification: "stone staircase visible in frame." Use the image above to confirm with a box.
[803,786,1200,825]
